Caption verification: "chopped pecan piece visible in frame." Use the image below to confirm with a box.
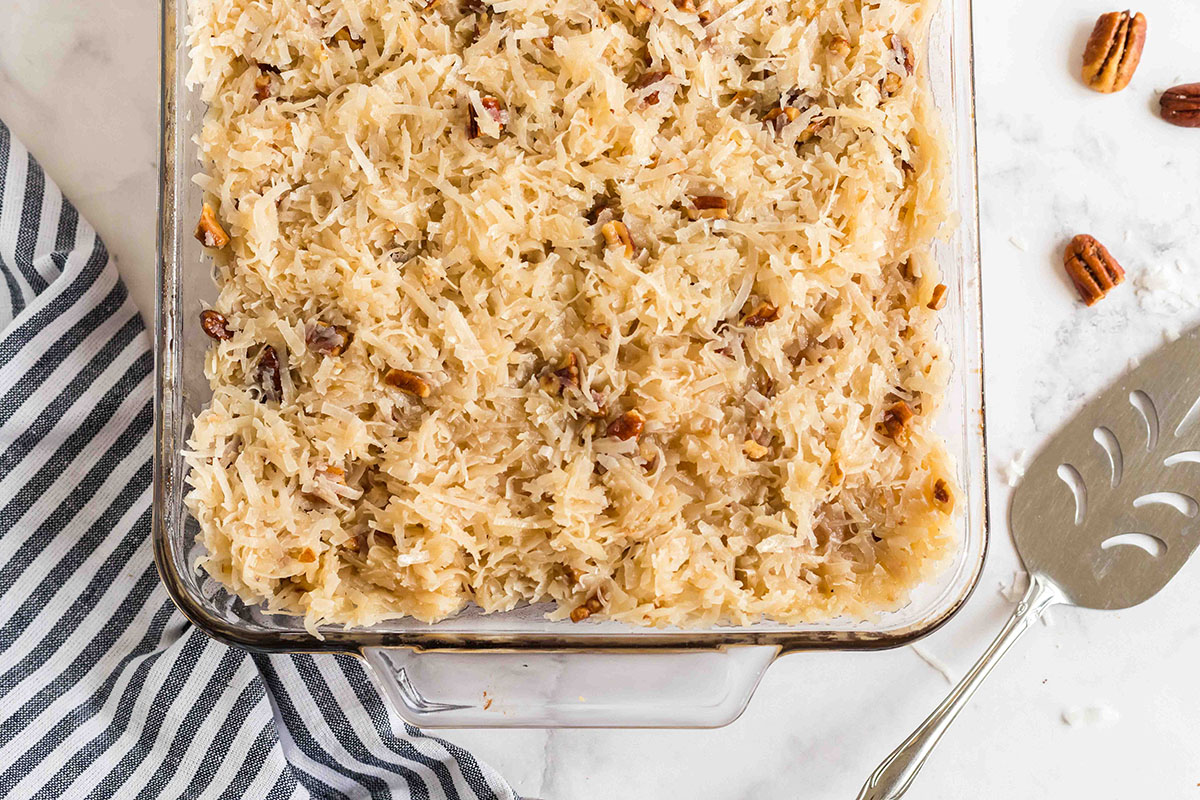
[881,400,914,441]
[606,409,646,441]
[742,302,779,328]
[927,284,948,310]
[601,220,636,258]
[1160,83,1200,128]
[882,71,903,96]
[194,203,229,249]
[256,345,284,403]
[1081,10,1146,93]
[731,90,756,105]
[306,321,353,356]
[796,117,831,144]
[1063,234,1124,305]
[385,369,432,398]
[743,439,770,460]
[763,105,800,134]
[297,547,318,563]
[932,478,954,513]
[634,0,653,23]
[539,352,580,396]
[253,69,274,102]
[688,195,729,221]
[828,35,851,57]
[468,95,508,139]
[569,605,591,622]
[332,27,365,49]
[889,34,914,75]
[632,70,671,105]
[200,310,233,341]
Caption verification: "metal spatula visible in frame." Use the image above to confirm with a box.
[858,326,1200,800]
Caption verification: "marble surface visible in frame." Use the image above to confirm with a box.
[4,0,1200,796]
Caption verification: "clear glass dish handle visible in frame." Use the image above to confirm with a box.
[362,645,779,728]
[857,574,1064,800]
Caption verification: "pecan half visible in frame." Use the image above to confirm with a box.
[927,284,948,310]
[1160,83,1200,128]
[306,321,353,356]
[606,409,646,441]
[194,203,229,249]
[1063,234,1125,305]
[539,352,580,396]
[601,220,636,257]
[687,195,729,221]
[256,345,283,403]
[742,302,779,328]
[881,400,914,441]
[200,309,233,340]
[385,369,432,398]
[468,95,508,139]
[1081,11,1147,93]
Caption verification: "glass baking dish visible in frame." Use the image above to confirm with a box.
[154,0,984,728]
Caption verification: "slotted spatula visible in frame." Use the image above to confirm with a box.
[858,326,1200,800]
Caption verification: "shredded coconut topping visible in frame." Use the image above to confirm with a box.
[184,0,956,630]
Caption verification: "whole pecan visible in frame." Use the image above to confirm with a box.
[1160,83,1200,128]
[1063,234,1124,305]
[1081,11,1147,93]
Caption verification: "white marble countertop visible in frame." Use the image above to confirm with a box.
[4,0,1200,796]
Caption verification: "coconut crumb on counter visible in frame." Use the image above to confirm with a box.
[999,449,1028,488]
[1007,234,1028,253]
[1061,704,1120,728]
[909,643,956,684]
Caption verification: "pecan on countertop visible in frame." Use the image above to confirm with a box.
[1160,83,1200,128]
[1063,234,1124,305]
[1081,10,1147,93]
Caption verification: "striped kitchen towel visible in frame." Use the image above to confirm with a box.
[0,120,519,799]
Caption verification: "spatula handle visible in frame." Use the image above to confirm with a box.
[856,573,1063,800]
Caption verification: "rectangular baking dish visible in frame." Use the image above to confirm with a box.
[155,0,984,728]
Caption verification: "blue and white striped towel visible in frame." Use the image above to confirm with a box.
[0,119,519,800]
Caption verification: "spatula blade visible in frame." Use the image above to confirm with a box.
[1011,326,1200,610]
